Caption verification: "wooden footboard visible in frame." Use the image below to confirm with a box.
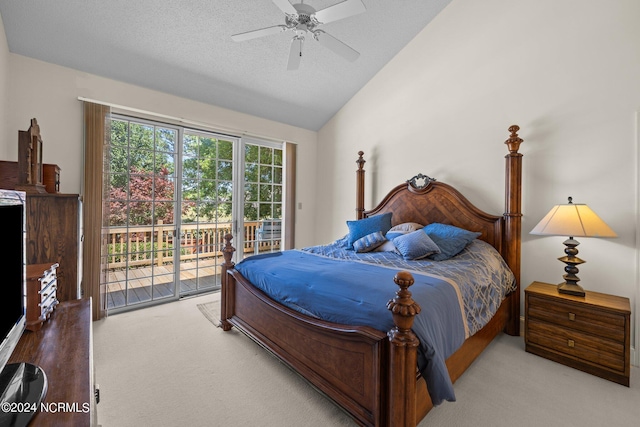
[220,234,511,427]
[222,236,389,426]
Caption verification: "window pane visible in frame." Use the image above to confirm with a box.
[129,149,154,173]
[199,137,217,158]
[153,176,175,201]
[182,157,198,179]
[259,203,273,219]
[218,161,232,181]
[183,134,199,157]
[273,185,282,203]
[245,163,258,182]
[274,149,283,166]
[260,165,272,182]
[129,123,154,151]
[198,180,216,201]
[245,145,259,163]
[181,179,198,200]
[274,166,282,184]
[244,183,258,202]
[260,184,273,202]
[154,202,175,225]
[111,120,129,146]
[155,152,175,176]
[260,147,273,164]
[200,158,216,180]
[128,201,153,225]
[218,140,233,160]
[244,203,258,221]
[110,147,129,174]
[217,181,233,202]
[155,128,176,152]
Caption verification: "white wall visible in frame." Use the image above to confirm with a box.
[0,15,9,159]
[318,0,639,356]
[0,54,319,248]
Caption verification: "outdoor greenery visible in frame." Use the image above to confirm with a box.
[107,118,283,227]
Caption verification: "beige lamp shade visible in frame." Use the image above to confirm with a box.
[530,199,617,238]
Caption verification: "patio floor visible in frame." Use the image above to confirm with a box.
[106,257,222,310]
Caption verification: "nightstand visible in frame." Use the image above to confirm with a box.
[524,281,631,386]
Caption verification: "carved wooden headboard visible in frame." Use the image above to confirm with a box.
[355,125,523,334]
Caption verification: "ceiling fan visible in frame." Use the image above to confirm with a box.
[231,0,366,70]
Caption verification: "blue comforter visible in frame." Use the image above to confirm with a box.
[234,239,515,405]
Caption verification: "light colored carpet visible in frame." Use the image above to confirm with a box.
[94,292,639,426]
[196,301,220,328]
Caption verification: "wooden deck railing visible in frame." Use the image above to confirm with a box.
[105,220,280,269]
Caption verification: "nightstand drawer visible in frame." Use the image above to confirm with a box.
[528,294,626,342]
[528,318,625,372]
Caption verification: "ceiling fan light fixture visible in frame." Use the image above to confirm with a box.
[231,0,366,69]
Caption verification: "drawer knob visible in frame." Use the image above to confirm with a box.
[568,312,576,321]
[567,339,575,348]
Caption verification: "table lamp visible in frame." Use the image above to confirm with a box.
[530,197,617,297]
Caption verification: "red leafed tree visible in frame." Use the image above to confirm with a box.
[108,167,175,226]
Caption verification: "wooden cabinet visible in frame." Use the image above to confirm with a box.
[25,263,59,331]
[8,298,96,426]
[0,160,61,194]
[25,193,80,302]
[524,281,631,386]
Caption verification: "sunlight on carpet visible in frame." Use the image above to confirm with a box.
[197,301,220,328]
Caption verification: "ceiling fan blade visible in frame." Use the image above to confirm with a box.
[231,25,287,42]
[313,31,359,62]
[287,36,303,70]
[272,0,298,16]
[313,0,366,24]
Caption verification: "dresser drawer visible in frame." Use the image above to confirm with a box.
[26,262,60,331]
[527,294,625,342]
[528,318,625,372]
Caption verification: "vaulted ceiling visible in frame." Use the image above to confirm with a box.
[0,0,451,130]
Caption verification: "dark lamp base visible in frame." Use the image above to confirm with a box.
[558,282,586,297]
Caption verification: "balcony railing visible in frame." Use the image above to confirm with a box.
[104,220,280,270]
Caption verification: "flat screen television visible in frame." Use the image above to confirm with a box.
[0,190,47,426]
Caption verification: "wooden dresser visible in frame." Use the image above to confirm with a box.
[25,193,80,302]
[8,298,96,426]
[524,281,631,386]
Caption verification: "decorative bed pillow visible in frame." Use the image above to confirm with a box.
[388,222,424,233]
[423,223,481,261]
[385,230,408,240]
[392,230,440,260]
[346,212,392,249]
[374,240,397,252]
[353,231,387,253]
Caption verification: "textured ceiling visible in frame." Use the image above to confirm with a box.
[0,0,451,131]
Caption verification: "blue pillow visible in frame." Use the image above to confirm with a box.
[353,231,387,253]
[385,231,407,240]
[346,213,392,249]
[423,223,481,261]
[392,230,440,260]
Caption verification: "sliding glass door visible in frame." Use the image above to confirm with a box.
[104,118,180,310]
[179,130,238,296]
[242,140,284,258]
[103,115,285,312]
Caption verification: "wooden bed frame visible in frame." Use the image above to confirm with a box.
[220,125,524,427]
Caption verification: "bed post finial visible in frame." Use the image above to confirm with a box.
[505,125,523,154]
[222,234,235,269]
[387,271,421,328]
[386,271,420,426]
[356,151,366,220]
